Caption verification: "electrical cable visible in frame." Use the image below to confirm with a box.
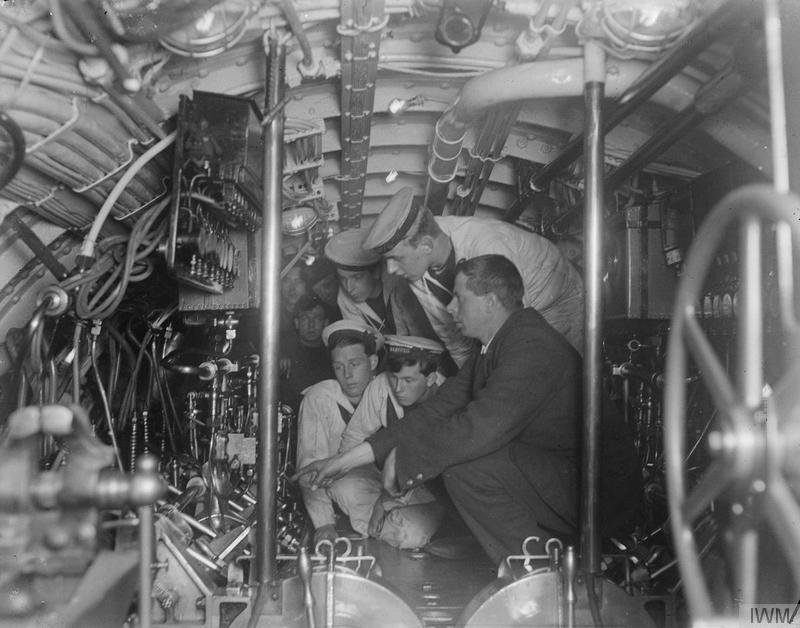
[0,11,81,54]
[66,196,169,319]
[152,335,183,439]
[48,0,99,56]
[118,326,150,433]
[90,332,124,469]
[104,317,137,369]
[116,305,177,434]
[0,61,97,96]
[81,131,175,258]
[2,50,86,87]
[0,92,152,208]
[108,336,120,410]
[147,345,179,454]
[0,110,25,191]
[10,109,120,173]
[0,81,138,163]
[71,321,82,404]
[93,92,155,143]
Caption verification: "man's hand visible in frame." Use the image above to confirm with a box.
[291,443,377,490]
[291,456,349,490]
[314,523,338,547]
[381,447,401,496]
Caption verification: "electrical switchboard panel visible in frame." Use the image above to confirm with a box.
[168,91,263,310]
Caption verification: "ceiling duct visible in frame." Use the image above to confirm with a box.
[596,0,699,59]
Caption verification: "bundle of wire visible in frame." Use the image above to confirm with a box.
[61,196,170,320]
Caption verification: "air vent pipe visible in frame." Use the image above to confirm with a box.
[525,0,744,199]
[423,4,762,215]
[424,57,686,213]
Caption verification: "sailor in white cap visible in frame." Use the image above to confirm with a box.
[361,186,585,363]
[324,227,395,333]
[336,335,446,549]
[295,320,385,546]
[324,226,450,356]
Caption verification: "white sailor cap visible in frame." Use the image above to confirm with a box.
[384,335,444,362]
[322,319,385,352]
[324,227,381,270]
[363,187,423,255]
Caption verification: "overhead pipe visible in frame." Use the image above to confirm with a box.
[605,64,747,191]
[279,0,316,73]
[522,0,744,202]
[250,35,285,620]
[580,38,605,578]
[422,51,768,215]
[424,57,678,214]
[764,0,797,344]
[544,64,748,235]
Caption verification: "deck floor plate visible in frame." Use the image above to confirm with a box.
[354,537,497,626]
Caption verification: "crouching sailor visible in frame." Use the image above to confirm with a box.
[339,334,447,549]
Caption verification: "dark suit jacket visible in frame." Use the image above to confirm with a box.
[370,306,580,483]
[368,307,640,536]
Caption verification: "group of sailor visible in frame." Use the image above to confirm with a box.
[287,187,641,564]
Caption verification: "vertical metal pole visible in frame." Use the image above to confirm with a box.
[138,505,154,628]
[137,455,158,628]
[765,0,790,195]
[580,38,605,576]
[733,216,762,609]
[527,0,741,195]
[254,36,285,590]
[764,0,797,337]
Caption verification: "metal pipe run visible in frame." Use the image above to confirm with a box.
[137,455,158,628]
[525,0,743,196]
[580,38,605,577]
[604,106,703,192]
[421,51,769,215]
[279,0,315,72]
[253,35,285,596]
[605,64,746,192]
[764,0,798,342]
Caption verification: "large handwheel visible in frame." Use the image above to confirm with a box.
[664,184,800,621]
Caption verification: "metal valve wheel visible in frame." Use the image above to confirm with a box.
[664,184,800,621]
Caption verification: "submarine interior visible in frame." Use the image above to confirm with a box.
[0,0,799,626]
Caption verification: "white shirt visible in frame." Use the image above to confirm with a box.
[339,371,446,452]
[411,217,585,360]
[297,379,358,528]
[338,373,401,453]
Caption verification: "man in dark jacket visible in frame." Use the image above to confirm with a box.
[293,254,639,564]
